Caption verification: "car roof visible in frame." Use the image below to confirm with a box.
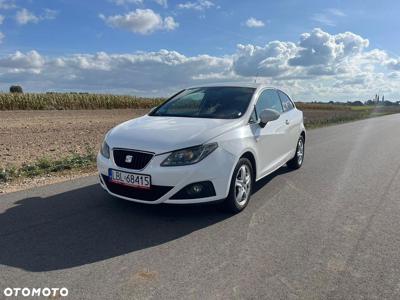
[186,82,275,90]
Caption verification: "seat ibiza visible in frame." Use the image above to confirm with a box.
[97,83,305,212]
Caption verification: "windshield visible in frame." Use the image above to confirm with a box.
[151,87,255,119]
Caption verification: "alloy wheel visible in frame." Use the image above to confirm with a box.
[297,138,304,165]
[235,164,251,206]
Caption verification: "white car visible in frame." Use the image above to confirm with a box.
[97,83,305,212]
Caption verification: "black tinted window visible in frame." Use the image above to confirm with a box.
[278,90,294,111]
[255,89,283,116]
[152,87,255,119]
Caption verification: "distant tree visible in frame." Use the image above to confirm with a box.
[365,100,375,105]
[9,85,23,94]
[383,100,395,106]
[352,101,364,106]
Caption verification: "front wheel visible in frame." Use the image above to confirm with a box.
[223,158,253,213]
[287,135,305,170]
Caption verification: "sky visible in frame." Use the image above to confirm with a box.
[0,0,400,101]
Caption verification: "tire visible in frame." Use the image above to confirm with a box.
[287,135,305,170]
[223,158,253,213]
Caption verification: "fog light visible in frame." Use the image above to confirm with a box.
[170,181,216,199]
[188,184,203,195]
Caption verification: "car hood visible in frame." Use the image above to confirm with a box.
[107,115,243,154]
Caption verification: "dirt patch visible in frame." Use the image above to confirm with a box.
[0,109,149,168]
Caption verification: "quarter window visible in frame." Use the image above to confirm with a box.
[278,90,294,112]
[255,89,283,117]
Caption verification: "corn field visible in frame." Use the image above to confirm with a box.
[295,102,352,111]
[1,92,398,113]
[0,93,165,110]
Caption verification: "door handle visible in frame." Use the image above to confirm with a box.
[285,120,290,125]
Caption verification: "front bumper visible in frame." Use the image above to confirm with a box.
[97,147,236,204]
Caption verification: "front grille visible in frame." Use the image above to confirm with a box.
[102,175,173,201]
[113,149,154,170]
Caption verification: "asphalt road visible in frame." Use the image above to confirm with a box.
[1,114,400,300]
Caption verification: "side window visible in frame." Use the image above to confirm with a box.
[255,89,283,117]
[278,90,294,112]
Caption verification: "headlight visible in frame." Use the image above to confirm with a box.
[100,140,110,159]
[161,143,218,166]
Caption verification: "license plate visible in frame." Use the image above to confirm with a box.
[109,169,151,189]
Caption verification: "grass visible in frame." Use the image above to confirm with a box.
[0,93,164,110]
[304,111,370,129]
[296,102,352,111]
[0,151,96,183]
[301,104,400,129]
[349,105,375,111]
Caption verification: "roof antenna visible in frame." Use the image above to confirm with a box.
[254,70,259,84]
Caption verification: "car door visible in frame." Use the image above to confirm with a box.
[277,90,301,156]
[250,89,289,178]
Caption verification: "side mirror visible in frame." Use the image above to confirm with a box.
[259,109,280,128]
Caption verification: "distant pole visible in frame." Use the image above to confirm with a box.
[254,70,260,84]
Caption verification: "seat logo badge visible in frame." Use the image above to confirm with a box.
[125,155,133,163]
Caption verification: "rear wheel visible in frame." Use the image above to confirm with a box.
[224,158,253,213]
[287,135,305,170]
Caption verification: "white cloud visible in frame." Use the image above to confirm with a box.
[311,13,336,27]
[163,16,178,30]
[43,9,58,20]
[311,8,345,27]
[0,50,44,70]
[16,8,39,24]
[233,41,297,77]
[326,8,346,17]
[100,9,178,34]
[245,17,265,28]
[0,32,4,43]
[0,49,232,94]
[0,28,399,101]
[178,0,214,11]
[154,0,168,7]
[0,14,4,24]
[387,59,400,71]
[112,0,168,7]
[288,28,369,68]
[112,0,143,5]
[0,0,16,10]
[16,8,58,25]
